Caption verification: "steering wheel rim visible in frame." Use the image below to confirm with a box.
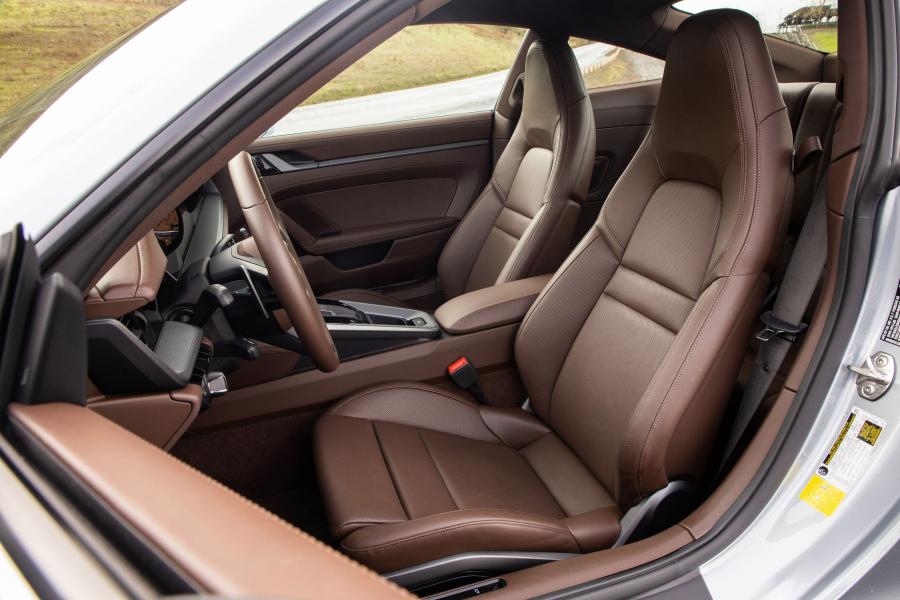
[227,152,339,372]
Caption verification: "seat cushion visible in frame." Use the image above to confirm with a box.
[313,383,620,572]
[320,288,408,308]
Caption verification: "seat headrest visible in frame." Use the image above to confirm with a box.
[653,9,785,188]
[521,37,588,149]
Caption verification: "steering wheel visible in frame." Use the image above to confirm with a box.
[227,152,339,372]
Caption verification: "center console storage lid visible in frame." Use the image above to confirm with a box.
[434,274,551,335]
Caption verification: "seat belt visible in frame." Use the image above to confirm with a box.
[718,171,828,468]
[716,105,841,478]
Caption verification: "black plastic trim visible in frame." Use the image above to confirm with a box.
[15,273,86,406]
[255,139,489,174]
[0,226,39,412]
[86,319,200,395]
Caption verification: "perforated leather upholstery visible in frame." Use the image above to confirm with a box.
[314,10,793,571]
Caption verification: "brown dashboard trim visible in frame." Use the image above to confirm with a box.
[193,323,519,430]
[88,384,203,451]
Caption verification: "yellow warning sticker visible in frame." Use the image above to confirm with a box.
[800,406,886,516]
[800,475,846,516]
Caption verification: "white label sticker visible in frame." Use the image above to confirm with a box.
[800,406,886,516]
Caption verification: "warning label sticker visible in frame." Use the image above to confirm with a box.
[880,280,900,346]
[800,407,886,516]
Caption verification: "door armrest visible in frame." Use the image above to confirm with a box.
[435,274,551,335]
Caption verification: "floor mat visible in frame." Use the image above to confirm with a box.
[172,410,333,542]
[255,488,333,544]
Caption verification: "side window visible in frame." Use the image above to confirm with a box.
[673,1,838,54]
[569,39,665,90]
[264,24,526,138]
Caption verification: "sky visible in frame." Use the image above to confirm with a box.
[673,0,835,32]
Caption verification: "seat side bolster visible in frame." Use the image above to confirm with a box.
[497,91,596,286]
[561,507,622,552]
[480,405,550,449]
[326,382,498,443]
[341,508,581,573]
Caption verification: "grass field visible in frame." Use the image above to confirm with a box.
[806,26,838,53]
[0,0,178,113]
[305,24,525,105]
[0,2,843,116]
[0,2,695,120]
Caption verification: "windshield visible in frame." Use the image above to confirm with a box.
[0,0,325,239]
[0,37,139,159]
[673,0,838,53]
[0,2,178,158]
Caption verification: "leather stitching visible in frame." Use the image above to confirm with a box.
[454,183,505,294]
[342,512,574,554]
[132,241,142,299]
[634,276,729,495]
[616,264,698,303]
[625,20,774,499]
[516,437,572,519]
[416,429,459,510]
[331,383,480,417]
[10,409,407,596]
[601,291,680,336]
[504,42,583,283]
[371,422,411,520]
[492,220,522,241]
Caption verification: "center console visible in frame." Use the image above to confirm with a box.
[316,299,440,340]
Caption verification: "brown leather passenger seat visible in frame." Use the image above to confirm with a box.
[324,36,595,307]
[313,10,793,573]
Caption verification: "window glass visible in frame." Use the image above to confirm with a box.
[673,0,838,53]
[265,24,526,138]
[0,1,179,156]
[569,39,665,89]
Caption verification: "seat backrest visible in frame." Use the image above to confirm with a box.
[436,37,595,300]
[515,10,794,509]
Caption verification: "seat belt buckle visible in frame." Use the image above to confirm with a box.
[448,357,487,403]
[756,310,808,343]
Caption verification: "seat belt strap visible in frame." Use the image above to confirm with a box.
[717,171,829,474]
[714,98,843,480]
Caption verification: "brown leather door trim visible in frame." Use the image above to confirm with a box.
[253,113,492,296]
[8,403,409,598]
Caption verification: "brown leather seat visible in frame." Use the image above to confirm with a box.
[324,36,595,307]
[314,10,793,573]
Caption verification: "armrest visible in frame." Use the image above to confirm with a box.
[435,274,551,335]
[303,217,457,255]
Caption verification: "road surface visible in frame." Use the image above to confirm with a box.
[265,42,622,137]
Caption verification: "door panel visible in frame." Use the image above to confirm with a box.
[248,112,492,294]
